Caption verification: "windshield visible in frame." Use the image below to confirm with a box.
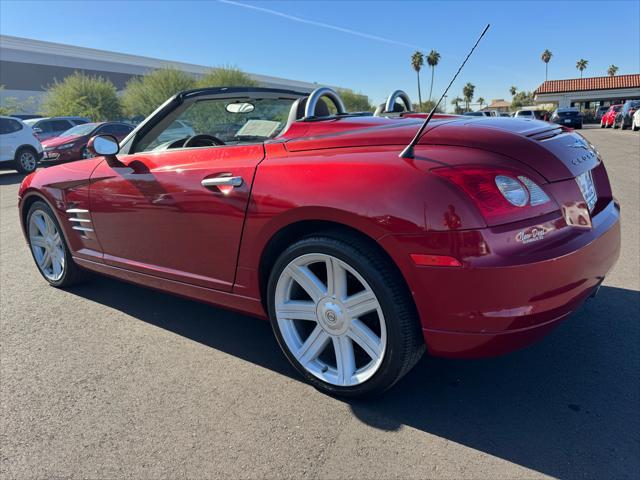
[136,96,297,153]
[61,123,99,137]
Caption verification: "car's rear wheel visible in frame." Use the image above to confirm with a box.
[267,234,425,397]
[633,118,639,131]
[27,201,87,287]
[15,147,38,174]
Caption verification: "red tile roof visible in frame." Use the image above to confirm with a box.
[535,74,640,94]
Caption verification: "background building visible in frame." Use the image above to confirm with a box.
[0,35,318,113]
[534,74,640,109]
[482,99,511,113]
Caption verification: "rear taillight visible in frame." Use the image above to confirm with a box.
[432,166,556,225]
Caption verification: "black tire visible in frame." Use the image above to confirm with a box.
[613,118,619,129]
[14,146,38,174]
[267,232,425,397]
[600,121,605,128]
[26,200,88,287]
[620,117,628,130]
[633,119,639,131]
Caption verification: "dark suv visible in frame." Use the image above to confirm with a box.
[551,108,583,129]
[614,100,640,130]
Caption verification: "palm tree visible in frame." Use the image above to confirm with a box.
[541,49,553,81]
[576,59,588,78]
[477,97,485,109]
[426,49,441,102]
[411,51,424,110]
[607,64,619,76]
[509,85,518,97]
[462,82,475,111]
[451,96,463,113]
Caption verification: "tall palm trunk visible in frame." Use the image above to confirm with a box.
[545,63,548,81]
[429,66,435,102]
[416,71,422,111]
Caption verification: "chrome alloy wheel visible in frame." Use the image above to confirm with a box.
[28,210,65,281]
[19,150,37,172]
[274,253,387,387]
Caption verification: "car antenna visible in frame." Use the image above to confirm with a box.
[400,24,490,159]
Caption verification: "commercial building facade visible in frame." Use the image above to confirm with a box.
[534,74,640,109]
[0,35,318,113]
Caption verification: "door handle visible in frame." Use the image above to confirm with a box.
[201,175,243,189]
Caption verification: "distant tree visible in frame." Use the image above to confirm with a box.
[541,49,553,81]
[451,96,464,114]
[576,59,589,78]
[426,49,441,102]
[122,68,195,117]
[411,51,425,110]
[477,97,485,109]
[419,99,444,113]
[607,64,619,76]
[337,88,372,112]
[42,72,121,121]
[511,90,535,109]
[195,66,259,88]
[509,85,518,96]
[462,82,475,110]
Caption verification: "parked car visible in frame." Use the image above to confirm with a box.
[514,110,548,121]
[463,110,499,117]
[23,116,90,141]
[41,122,134,163]
[18,86,620,397]
[499,112,511,117]
[600,104,622,128]
[0,115,43,173]
[632,108,640,131]
[595,106,609,122]
[551,108,583,129]
[11,114,43,121]
[613,100,640,130]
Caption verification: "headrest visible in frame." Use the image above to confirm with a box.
[296,97,331,119]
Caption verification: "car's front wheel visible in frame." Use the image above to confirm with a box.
[15,147,38,174]
[633,118,639,131]
[27,201,87,287]
[267,234,425,397]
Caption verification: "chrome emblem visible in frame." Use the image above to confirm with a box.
[569,138,590,150]
[515,226,549,244]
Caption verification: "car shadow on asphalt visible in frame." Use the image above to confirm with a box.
[0,172,27,186]
[68,277,639,478]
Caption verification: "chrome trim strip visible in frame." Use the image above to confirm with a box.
[72,226,94,232]
[66,208,89,214]
[69,218,91,223]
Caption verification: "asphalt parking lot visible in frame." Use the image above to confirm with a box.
[1,125,638,479]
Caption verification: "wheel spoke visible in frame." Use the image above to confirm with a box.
[52,254,63,277]
[348,318,383,361]
[33,215,47,236]
[38,249,52,269]
[30,236,47,248]
[344,289,379,319]
[276,301,317,321]
[333,336,356,386]
[297,325,330,365]
[44,214,56,236]
[286,264,326,302]
[326,257,348,300]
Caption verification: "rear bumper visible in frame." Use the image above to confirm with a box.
[382,200,621,358]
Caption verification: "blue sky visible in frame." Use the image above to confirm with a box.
[1,0,639,110]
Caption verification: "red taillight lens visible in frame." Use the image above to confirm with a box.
[432,166,557,225]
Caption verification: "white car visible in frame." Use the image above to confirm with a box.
[0,116,43,173]
[514,110,547,120]
[632,109,640,131]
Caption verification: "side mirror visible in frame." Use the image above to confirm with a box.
[87,135,124,167]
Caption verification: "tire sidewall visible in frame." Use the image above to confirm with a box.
[26,200,74,287]
[267,235,414,397]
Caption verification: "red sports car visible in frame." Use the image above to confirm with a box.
[600,104,622,128]
[41,122,134,163]
[18,87,620,396]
